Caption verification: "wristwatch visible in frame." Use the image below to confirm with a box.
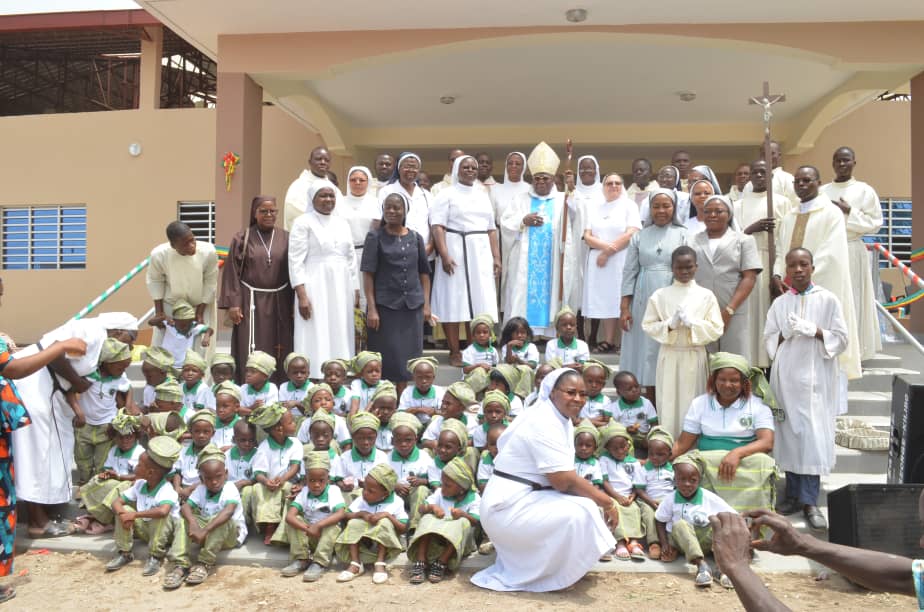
[725,306,735,316]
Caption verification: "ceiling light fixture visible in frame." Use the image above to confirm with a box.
[677,90,697,102]
[440,96,455,105]
[565,8,588,23]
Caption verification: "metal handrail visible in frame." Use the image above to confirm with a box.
[875,301,924,357]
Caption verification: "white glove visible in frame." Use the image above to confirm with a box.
[668,310,683,329]
[678,305,693,328]
[788,313,817,337]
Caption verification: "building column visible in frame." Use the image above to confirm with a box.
[139,25,162,110]
[215,72,263,246]
[911,73,924,332]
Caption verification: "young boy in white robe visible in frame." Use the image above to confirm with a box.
[642,246,723,437]
[765,247,847,531]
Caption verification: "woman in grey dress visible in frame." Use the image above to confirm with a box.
[620,188,688,405]
[690,195,761,357]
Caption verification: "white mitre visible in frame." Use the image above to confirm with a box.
[527,141,561,176]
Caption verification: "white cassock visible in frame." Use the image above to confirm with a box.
[569,181,603,313]
[627,182,658,209]
[765,285,847,475]
[821,178,883,361]
[726,185,743,202]
[773,194,861,380]
[502,190,579,337]
[471,395,615,592]
[641,280,723,437]
[13,318,108,504]
[288,209,356,379]
[744,166,798,208]
[491,179,530,315]
[284,169,324,231]
[430,183,498,323]
[337,192,380,309]
[582,196,642,318]
[733,190,792,368]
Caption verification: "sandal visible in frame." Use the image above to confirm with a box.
[614,543,631,561]
[593,341,616,354]
[715,572,735,589]
[428,560,446,583]
[27,521,75,538]
[184,563,211,586]
[372,561,389,584]
[162,566,188,590]
[0,586,14,604]
[648,543,662,560]
[694,564,713,587]
[599,550,614,562]
[336,561,364,582]
[409,561,426,584]
[628,541,645,560]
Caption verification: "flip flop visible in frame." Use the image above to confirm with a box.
[27,522,74,538]
[593,342,616,354]
[615,543,631,561]
[628,542,645,560]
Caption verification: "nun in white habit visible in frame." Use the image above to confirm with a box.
[491,152,531,316]
[471,368,618,592]
[338,165,381,309]
[569,155,604,313]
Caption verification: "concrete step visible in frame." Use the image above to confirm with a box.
[830,444,888,475]
[862,351,905,370]
[845,390,892,418]
[851,366,920,393]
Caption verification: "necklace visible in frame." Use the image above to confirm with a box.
[256,228,275,267]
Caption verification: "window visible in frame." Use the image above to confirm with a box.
[864,197,911,267]
[177,201,215,244]
[1,205,87,270]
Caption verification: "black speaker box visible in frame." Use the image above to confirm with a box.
[828,483,924,558]
[889,374,924,484]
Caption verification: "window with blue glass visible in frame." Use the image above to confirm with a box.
[1,205,87,270]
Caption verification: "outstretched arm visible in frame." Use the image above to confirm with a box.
[2,338,87,380]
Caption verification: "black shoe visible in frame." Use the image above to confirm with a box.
[775,497,800,515]
[105,552,133,572]
[142,556,162,576]
[804,506,828,531]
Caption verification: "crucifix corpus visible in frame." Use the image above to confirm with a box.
[748,81,785,293]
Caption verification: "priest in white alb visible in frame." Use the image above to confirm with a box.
[743,141,797,209]
[283,146,338,230]
[820,146,883,361]
[502,142,580,337]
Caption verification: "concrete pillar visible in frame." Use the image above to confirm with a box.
[139,25,163,110]
[911,73,924,332]
[215,72,263,246]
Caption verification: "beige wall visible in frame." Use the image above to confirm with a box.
[787,100,911,196]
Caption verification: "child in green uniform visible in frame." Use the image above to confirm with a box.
[387,412,438,531]
[599,422,645,561]
[472,390,509,451]
[151,378,186,421]
[321,359,350,416]
[180,350,214,413]
[348,351,384,416]
[279,352,312,416]
[209,353,235,391]
[211,381,242,450]
[172,410,215,501]
[225,419,257,525]
[634,427,676,560]
[249,403,301,544]
[176,444,247,587]
[141,346,177,411]
[435,419,477,477]
[335,463,407,585]
[656,453,736,588]
[105,436,187,589]
[461,314,499,394]
[573,419,604,488]
[407,457,481,584]
[331,411,387,502]
[280,451,346,582]
[370,381,399,452]
[79,409,144,532]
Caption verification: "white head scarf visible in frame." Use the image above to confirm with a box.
[704,194,735,226]
[691,165,722,195]
[308,179,338,211]
[95,312,138,331]
[575,155,602,196]
[503,152,527,184]
[345,166,372,199]
[391,153,422,185]
[450,154,476,187]
[539,367,580,402]
[601,172,632,204]
[657,165,682,190]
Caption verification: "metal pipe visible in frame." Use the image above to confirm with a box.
[875,301,924,357]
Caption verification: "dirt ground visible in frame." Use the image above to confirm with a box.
[4,550,915,611]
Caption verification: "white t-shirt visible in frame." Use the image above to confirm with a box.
[421,414,479,443]
[331,447,388,484]
[654,487,735,532]
[291,483,347,525]
[599,453,641,497]
[388,447,440,487]
[225,446,257,482]
[610,397,658,434]
[295,413,351,447]
[544,338,589,366]
[575,456,604,486]
[348,491,409,523]
[635,461,675,502]
[279,381,313,410]
[79,371,131,426]
[682,394,774,448]
[252,437,302,480]
[161,322,209,368]
[499,342,540,368]
[579,394,611,421]
[211,415,240,449]
[461,343,499,370]
[330,386,349,417]
[476,451,495,486]
[240,382,279,410]
[349,379,381,413]
[375,426,393,452]
[121,477,180,519]
[398,384,445,426]
[187,481,247,544]
[173,442,206,487]
[424,488,481,519]
[102,443,144,476]
[182,380,215,412]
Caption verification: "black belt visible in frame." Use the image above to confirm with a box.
[445,227,490,320]
[494,469,552,491]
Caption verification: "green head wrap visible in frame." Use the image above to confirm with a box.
[368,463,398,493]
[442,456,475,492]
[349,411,380,434]
[100,337,131,364]
[143,346,176,373]
[370,380,398,406]
[389,411,421,435]
[302,383,333,411]
[470,313,496,342]
[440,418,469,448]
[147,435,182,469]
[709,351,780,420]
[646,426,674,449]
[492,364,519,391]
[196,443,226,468]
[351,351,382,374]
[481,389,511,415]
[213,380,241,402]
[111,408,142,435]
[406,355,439,376]
[188,409,215,428]
[309,409,336,431]
[553,305,576,329]
[210,353,236,370]
[170,300,196,320]
[582,358,613,380]
[183,349,208,373]
[574,418,601,447]
[304,450,331,472]
[248,402,286,430]
[321,358,350,374]
[154,378,184,403]
[145,411,186,440]
[673,451,706,475]
[445,381,476,407]
[600,421,634,454]
[246,351,277,377]
[284,352,310,373]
